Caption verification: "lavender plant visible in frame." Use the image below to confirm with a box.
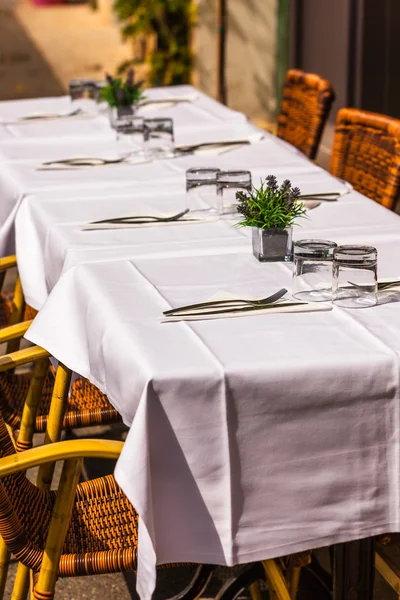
[236,175,306,229]
[100,69,145,108]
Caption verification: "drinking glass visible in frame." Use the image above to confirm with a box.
[144,118,174,158]
[69,79,96,106]
[216,170,252,217]
[332,245,378,308]
[293,239,337,301]
[186,168,221,218]
[115,114,145,154]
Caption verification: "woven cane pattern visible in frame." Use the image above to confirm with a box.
[330,108,400,210]
[0,291,37,329]
[0,292,13,329]
[277,69,335,160]
[24,305,38,321]
[0,415,139,579]
[0,370,121,432]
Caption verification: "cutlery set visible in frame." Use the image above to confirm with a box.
[87,209,191,227]
[39,138,261,170]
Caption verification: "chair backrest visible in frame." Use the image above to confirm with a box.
[277,69,335,160]
[330,108,400,210]
[0,411,53,571]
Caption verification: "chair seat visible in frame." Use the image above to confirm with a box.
[0,370,122,433]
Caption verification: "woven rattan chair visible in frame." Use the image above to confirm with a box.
[330,108,400,210]
[0,324,122,598]
[277,69,335,160]
[0,322,122,444]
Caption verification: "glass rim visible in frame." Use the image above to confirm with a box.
[69,78,94,86]
[216,170,252,178]
[334,244,377,256]
[143,117,174,125]
[294,239,337,250]
[186,167,221,175]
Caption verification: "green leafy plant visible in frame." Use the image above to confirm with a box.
[99,69,145,108]
[112,0,194,86]
[236,175,306,229]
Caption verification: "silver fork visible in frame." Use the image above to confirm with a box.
[90,209,190,226]
[163,288,288,316]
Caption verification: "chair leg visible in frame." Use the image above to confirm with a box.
[33,459,83,600]
[289,566,301,599]
[11,564,30,600]
[249,581,263,600]
[6,277,25,355]
[262,559,291,600]
[36,363,72,490]
[0,536,10,600]
[11,361,70,600]
[17,358,50,451]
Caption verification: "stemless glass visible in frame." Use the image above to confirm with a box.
[144,118,174,158]
[332,245,378,308]
[115,114,145,154]
[216,170,252,217]
[293,239,337,301]
[186,168,221,217]
[69,79,95,106]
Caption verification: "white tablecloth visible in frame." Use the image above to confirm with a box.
[0,86,246,141]
[3,86,400,600]
[0,86,257,256]
[26,243,400,600]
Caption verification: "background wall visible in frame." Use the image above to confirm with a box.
[193,0,278,128]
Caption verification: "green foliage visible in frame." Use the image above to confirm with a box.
[236,175,306,229]
[112,0,193,86]
[99,69,145,108]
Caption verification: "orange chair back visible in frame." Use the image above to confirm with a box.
[330,108,400,210]
[277,69,335,160]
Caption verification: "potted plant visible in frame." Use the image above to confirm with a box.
[236,175,306,262]
[100,69,145,126]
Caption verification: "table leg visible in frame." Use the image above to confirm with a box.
[333,538,375,600]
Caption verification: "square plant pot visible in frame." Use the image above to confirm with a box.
[252,226,293,262]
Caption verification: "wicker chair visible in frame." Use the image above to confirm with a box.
[330,108,400,210]
[277,69,335,160]
[0,260,122,439]
[0,322,122,446]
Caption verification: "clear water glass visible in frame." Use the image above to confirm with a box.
[69,79,95,106]
[144,118,174,158]
[332,245,378,308]
[293,239,337,301]
[115,114,145,154]
[186,168,221,218]
[216,170,252,217]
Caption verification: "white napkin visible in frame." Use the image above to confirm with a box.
[181,132,265,157]
[161,291,333,322]
[138,93,200,112]
[0,111,91,125]
[300,182,353,200]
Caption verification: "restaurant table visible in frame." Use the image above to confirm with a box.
[2,87,400,599]
[0,88,258,256]
[0,85,246,141]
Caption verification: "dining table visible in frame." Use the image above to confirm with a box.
[1,84,400,600]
